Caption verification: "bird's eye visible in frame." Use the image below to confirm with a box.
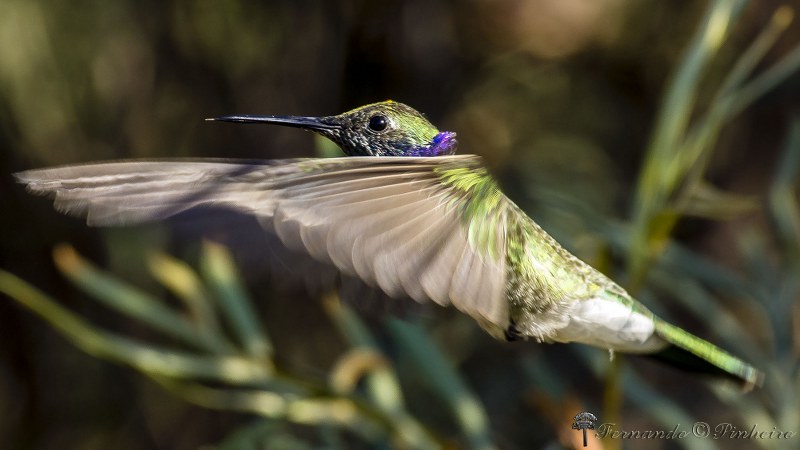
[367,115,388,132]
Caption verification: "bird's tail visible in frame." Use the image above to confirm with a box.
[651,319,763,390]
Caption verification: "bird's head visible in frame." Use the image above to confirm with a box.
[209,100,457,156]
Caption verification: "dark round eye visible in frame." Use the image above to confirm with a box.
[367,115,388,132]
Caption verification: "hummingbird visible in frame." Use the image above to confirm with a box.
[16,100,762,388]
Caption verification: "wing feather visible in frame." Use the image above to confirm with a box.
[16,155,512,333]
[418,226,463,306]
[378,197,454,303]
[352,197,445,289]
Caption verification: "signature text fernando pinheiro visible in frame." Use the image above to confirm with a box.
[596,422,796,440]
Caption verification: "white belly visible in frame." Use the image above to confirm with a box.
[551,297,667,353]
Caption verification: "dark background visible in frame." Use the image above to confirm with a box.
[1,1,798,449]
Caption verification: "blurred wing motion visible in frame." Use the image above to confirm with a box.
[16,155,509,329]
[16,155,763,388]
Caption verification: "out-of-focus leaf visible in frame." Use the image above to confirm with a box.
[322,295,440,450]
[200,241,272,359]
[726,8,800,118]
[676,181,758,219]
[628,0,747,280]
[53,244,233,354]
[217,420,317,450]
[329,348,389,395]
[154,377,384,442]
[147,251,227,340]
[0,269,271,383]
[388,319,495,450]
[769,117,800,262]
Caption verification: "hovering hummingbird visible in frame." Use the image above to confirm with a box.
[16,100,762,388]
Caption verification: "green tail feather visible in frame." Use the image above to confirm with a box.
[652,319,763,390]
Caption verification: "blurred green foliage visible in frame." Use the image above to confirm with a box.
[1,1,799,449]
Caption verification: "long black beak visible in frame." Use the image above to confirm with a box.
[206,115,339,131]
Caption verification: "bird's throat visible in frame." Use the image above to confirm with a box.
[410,131,457,156]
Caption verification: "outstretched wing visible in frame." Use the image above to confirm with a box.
[17,155,512,333]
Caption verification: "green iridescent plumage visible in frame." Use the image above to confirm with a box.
[16,100,762,389]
